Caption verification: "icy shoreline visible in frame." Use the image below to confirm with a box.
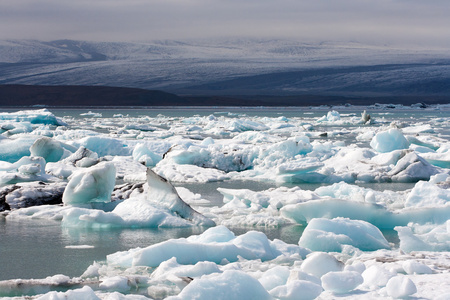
[0,108,449,299]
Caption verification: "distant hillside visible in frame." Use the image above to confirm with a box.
[0,85,184,106]
[0,85,448,107]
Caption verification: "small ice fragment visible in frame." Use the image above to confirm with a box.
[269,280,323,300]
[402,260,433,275]
[361,265,395,288]
[99,276,130,292]
[300,252,343,278]
[386,276,417,298]
[321,271,363,294]
[65,245,95,249]
[167,270,272,300]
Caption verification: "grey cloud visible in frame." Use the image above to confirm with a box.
[0,0,449,47]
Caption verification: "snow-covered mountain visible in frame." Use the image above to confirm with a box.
[1,38,450,97]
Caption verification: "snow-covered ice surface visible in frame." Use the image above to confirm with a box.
[0,106,450,299]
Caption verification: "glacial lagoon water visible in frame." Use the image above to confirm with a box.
[0,179,404,281]
[0,105,449,294]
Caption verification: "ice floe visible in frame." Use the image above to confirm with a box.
[1,107,450,299]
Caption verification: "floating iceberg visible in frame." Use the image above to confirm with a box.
[317,110,341,122]
[299,217,390,252]
[146,168,215,226]
[370,128,410,153]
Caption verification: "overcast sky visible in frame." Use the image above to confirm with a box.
[1,0,449,47]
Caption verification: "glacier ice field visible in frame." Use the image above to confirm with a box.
[0,105,449,299]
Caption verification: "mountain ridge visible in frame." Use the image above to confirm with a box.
[1,39,450,104]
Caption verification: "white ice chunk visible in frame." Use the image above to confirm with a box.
[370,128,410,153]
[110,156,147,181]
[405,180,450,208]
[0,121,33,135]
[402,260,433,275]
[60,198,192,229]
[386,276,417,298]
[314,181,402,207]
[281,197,450,229]
[108,197,192,228]
[361,265,395,288]
[258,266,290,291]
[317,110,340,122]
[233,230,280,261]
[228,119,269,132]
[186,225,236,243]
[300,252,343,278]
[99,276,130,292]
[298,217,390,252]
[132,143,162,166]
[79,136,131,157]
[395,221,450,252]
[151,257,221,281]
[36,286,99,300]
[321,271,363,294]
[154,163,228,183]
[45,146,99,179]
[388,151,438,182]
[269,280,323,300]
[64,146,99,167]
[62,162,116,206]
[0,156,56,186]
[402,123,434,134]
[80,111,102,117]
[166,270,272,300]
[107,226,281,268]
[287,270,321,286]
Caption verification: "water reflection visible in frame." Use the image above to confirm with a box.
[0,218,208,281]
